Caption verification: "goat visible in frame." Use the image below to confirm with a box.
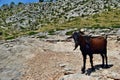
[67,31,108,73]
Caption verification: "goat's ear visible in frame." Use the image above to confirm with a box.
[67,36,72,39]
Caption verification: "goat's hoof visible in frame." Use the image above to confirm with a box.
[91,67,95,71]
[81,68,85,74]
[81,70,85,74]
[105,65,109,68]
[101,65,105,68]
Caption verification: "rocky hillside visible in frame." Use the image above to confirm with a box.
[0,0,120,80]
[0,0,120,30]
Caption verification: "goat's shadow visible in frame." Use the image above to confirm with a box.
[85,64,113,75]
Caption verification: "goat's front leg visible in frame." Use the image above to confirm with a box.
[81,54,86,73]
[89,54,95,71]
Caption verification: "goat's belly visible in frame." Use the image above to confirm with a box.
[93,52,101,54]
[92,49,104,54]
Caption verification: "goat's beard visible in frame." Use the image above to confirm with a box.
[74,43,78,50]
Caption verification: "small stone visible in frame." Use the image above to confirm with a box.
[59,63,67,68]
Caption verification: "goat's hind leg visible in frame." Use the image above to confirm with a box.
[104,53,109,68]
[103,49,109,68]
[101,53,105,68]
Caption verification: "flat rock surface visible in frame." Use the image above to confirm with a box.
[0,35,120,80]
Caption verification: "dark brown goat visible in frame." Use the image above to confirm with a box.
[67,31,108,73]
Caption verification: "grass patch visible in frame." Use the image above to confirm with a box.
[65,30,76,35]
[48,29,55,35]
[55,9,120,29]
[5,36,15,40]
[37,35,47,38]
[27,31,38,35]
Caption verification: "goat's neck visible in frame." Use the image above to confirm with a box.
[79,35,86,47]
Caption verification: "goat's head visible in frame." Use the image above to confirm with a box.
[67,31,84,50]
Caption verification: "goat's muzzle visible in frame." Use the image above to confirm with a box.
[73,43,79,50]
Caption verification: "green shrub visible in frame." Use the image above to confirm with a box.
[28,31,38,35]
[5,36,15,40]
[0,32,3,35]
[48,29,55,35]
[66,30,75,35]
[37,35,47,38]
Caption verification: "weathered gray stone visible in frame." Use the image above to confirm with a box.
[116,29,120,35]
[59,72,95,80]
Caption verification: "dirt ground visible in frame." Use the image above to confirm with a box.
[21,38,120,80]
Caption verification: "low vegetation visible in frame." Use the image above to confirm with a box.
[0,9,120,40]
[39,9,120,31]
